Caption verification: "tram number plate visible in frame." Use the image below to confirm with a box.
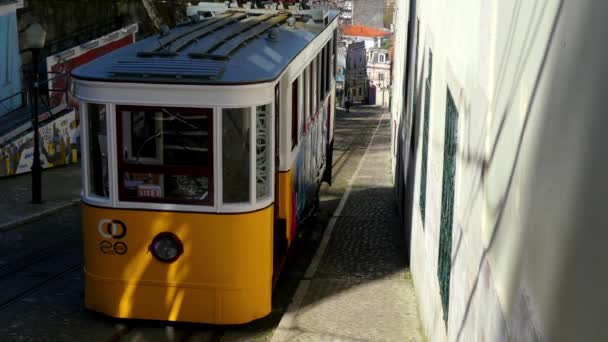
[138,185,161,198]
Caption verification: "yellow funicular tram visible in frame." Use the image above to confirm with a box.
[72,4,339,324]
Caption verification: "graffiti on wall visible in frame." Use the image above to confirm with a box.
[0,110,79,177]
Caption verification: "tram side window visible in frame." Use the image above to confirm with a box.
[87,103,109,198]
[291,79,298,149]
[256,105,271,200]
[223,107,251,204]
[317,53,322,103]
[320,48,326,101]
[118,106,213,205]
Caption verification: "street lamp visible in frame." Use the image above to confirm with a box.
[23,22,47,204]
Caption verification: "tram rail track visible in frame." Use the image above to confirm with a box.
[0,262,81,311]
[0,238,80,279]
[104,323,226,342]
[331,113,385,181]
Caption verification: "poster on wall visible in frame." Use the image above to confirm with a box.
[0,23,138,178]
[0,110,79,177]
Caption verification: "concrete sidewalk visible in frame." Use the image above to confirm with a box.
[0,164,81,231]
[271,114,424,342]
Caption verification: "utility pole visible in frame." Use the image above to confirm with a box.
[30,48,42,204]
[23,22,47,204]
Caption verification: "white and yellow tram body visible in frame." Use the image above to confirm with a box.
[72,8,339,324]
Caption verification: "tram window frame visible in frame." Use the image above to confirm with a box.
[256,104,272,201]
[86,103,110,199]
[116,105,214,206]
[221,106,252,205]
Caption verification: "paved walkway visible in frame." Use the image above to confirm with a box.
[272,114,424,342]
[0,164,81,231]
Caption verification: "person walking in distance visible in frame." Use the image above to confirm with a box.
[345,96,351,112]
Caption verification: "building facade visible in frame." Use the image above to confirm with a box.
[366,46,391,106]
[343,24,392,104]
[391,1,608,342]
[345,41,366,103]
[0,0,24,116]
[341,24,390,49]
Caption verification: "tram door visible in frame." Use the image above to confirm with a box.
[273,83,287,274]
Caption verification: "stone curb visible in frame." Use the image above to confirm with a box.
[0,198,81,233]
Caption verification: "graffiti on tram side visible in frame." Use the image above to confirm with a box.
[293,99,330,222]
[0,110,80,177]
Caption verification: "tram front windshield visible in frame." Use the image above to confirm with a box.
[117,106,213,205]
[86,104,272,208]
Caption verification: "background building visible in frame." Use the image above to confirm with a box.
[341,24,391,48]
[383,0,396,30]
[345,41,367,103]
[310,0,353,25]
[0,0,24,116]
[344,25,392,105]
[351,0,383,28]
[366,46,391,106]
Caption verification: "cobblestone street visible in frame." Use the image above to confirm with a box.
[272,109,423,342]
[0,106,422,341]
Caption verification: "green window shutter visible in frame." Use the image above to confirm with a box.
[438,88,458,323]
[419,51,433,225]
[419,80,431,224]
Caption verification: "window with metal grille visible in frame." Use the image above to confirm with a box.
[438,88,458,324]
[419,50,433,225]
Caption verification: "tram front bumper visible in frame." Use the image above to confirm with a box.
[82,203,274,324]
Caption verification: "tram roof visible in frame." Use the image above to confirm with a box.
[72,9,339,86]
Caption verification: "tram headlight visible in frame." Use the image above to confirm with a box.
[150,232,183,263]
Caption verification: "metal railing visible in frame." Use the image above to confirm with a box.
[0,91,26,115]
[0,70,70,134]
[20,17,125,56]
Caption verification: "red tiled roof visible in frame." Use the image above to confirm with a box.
[341,24,391,38]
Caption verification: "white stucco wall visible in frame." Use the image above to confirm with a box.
[399,0,608,341]
[389,0,409,177]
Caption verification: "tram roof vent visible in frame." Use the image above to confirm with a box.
[109,58,226,81]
